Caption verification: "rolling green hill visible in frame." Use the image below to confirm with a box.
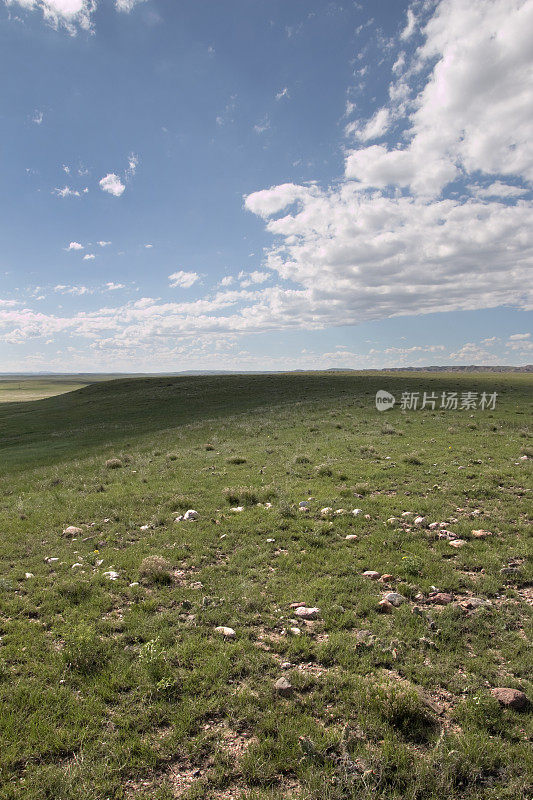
[0,373,531,799]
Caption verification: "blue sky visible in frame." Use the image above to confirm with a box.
[1,0,531,372]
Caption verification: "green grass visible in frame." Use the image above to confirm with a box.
[0,372,531,799]
[0,379,88,403]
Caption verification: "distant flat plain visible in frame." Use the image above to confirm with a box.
[0,375,123,402]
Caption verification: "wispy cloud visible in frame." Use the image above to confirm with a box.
[168,270,200,289]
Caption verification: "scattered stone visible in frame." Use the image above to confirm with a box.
[220,534,227,539]
[345,534,358,541]
[428,592,453,605]
[103,570,119,580]
[24,572,34,579]
[419,636,436,648]
[45,557,59,564]
[352,508,363,516]
[364,514,371,520]
[299,501,309,508]
[383,592,405,607]
[183,509,199,521]
[428,522,439,530]
[105,458,123,469]
[491,688,528,710]
[274,676,293,697]
[281,661,292,669]
[460,597,490,610]
[378,600,394,613]
[363,570,381,580]
[266,538,275,543]
[380,574,394,583]
[449,539,467,548]
[401,511,413,517]
[129,582,139,588]
[500,567,520,576]
[414,592,425,601]
[294,606,320,620]
[334,509,345,515]
[320,507,333,516]
[230,506,244,513]
[298,505,310,512]
[289,627,301,636]
[414,516,427,526]
[471,529,492,538]
[264,502,273,508]
[71,563,83,569]
[215,626,236,638]
[63,526,83,536]
[140,524,151,531]
[386,517,399,525]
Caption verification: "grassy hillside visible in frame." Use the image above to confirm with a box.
[0,373,531,799]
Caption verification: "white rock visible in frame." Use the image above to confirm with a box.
[428,522,439,530]
[334,509,345,515]
[383,592,405,607]
[414,516,426,527]
[95,559,104,566]
[215,626,236,638]
[294,606,320,620]
[220,534,227,540]
[129,582,139,587]
[63,526,83,535]
[71,563,83,569]
[140,524,151,531]
[401,511,413,517]
[45,557,59,564]
[345,534,358,541]
[266,538,275,543]
[25,572,34,579]
[352,508,363,516]
[449,539,467,548]
[289,627,301,636]
[183,509,199,520]
[320,507,333,516]
[264,502,273,508]
[174,515,184,522]
[363,570,381,580]
[103,570,119,580]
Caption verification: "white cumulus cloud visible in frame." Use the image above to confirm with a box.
[168,270,200,289]
[99,173,125,197]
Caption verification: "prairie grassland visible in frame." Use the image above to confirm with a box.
[0,373,531,800]
[0,379,88,403]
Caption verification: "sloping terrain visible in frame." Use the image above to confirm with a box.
[0,373,531,799]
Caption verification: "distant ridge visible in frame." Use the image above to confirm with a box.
[0,365,531,378]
